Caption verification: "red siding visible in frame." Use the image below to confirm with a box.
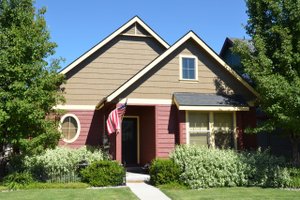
[236,107,257,150]
[59,109,104,148]
[155,105,177,158]
[120,106,156,165]
[178,110,186,144]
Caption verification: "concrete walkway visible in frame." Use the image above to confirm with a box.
[126,170,171,200]
[127,182,171,200]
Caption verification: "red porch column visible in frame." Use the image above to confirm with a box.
[178,110,186,144]
[115,131,122,162]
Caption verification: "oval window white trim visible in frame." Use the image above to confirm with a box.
[59,113,81,143]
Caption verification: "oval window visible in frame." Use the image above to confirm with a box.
[60,114,81,143]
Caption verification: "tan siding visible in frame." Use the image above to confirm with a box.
[64,35,165,105]
[122,24,136,35]
[127,39,255,101]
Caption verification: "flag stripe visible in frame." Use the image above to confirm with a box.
[106,103,127,134]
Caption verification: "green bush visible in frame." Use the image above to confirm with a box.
[288,168,300,188]
[170,145,290,189]
[3,172,34,190]
[24,146,108,182]
[149,159,181,186]
[80,160,125,187]
[241,149,290,187]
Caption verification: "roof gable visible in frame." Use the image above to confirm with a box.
[97,31,258,108]
[60,16,170,75]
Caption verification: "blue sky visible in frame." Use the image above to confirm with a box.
[35,0,249,69]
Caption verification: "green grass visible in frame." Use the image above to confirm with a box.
[0,188,138,200]
[160,186,300,200]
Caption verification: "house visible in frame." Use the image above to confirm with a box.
[220,37,293,158]
[57,16,258,166]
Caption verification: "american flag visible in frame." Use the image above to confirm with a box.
[106,102,127,134]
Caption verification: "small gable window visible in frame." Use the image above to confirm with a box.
[180,55,198,80]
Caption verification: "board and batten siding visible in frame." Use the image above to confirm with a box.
[63,34,166,105]
[125,39,256,102]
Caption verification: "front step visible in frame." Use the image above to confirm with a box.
[126,171,150,183]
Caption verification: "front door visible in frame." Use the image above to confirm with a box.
[122,117,138,165]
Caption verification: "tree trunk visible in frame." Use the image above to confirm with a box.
[290,134,300,166]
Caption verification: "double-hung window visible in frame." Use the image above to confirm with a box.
[180,56,198,80]
[187,111,235,149]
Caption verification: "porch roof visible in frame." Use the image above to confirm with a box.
[173,93,249,111]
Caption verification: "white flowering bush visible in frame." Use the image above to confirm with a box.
[170,145,248,188]
[170,145,290,189]
[24,146,109,182]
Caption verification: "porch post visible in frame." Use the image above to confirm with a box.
[115,131,122,162]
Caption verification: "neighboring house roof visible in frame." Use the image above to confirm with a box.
[96,31,259,109]
[220,37,254,57]
[173,92,249,111]
[60,16,170,75]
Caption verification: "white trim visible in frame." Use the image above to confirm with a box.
[185,111,190,145]
[54,105,96,110]
[105,31,258,103]
[59,113,81,143]
[233,111,237,149]
[122,116,140,164]
[118,98,172,105]
[178,105,249,111]
[209,112,215,148]
[60,16,169,75]
[179,55,198,81]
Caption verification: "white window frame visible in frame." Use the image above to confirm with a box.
[186,111,237,149]
[179,55,198,81]
[59,113,81,143]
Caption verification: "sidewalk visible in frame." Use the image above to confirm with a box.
[127,182,171,200]
[126,170,171,200]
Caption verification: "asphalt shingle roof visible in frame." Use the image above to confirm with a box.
[173,93,247,107]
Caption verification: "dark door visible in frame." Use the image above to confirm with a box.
[122,118,137,165]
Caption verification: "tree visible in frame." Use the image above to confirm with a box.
[234,0,300,164]
[0,0,65,157]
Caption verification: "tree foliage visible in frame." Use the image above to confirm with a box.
[0,0,65,156]
[234,0,300,163]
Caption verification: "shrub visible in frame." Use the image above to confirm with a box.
[24,146,108,182]
[170,145,290,189]
[241,149,290,187]
[149,159,181,186]
[171,145,248,188]
[80,160,125,187]
[3,172,34,190]
[288,167,300,188]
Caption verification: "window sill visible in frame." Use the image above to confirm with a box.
[179,79,199,83]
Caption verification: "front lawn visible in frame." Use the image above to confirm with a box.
[0,188,138,200]
[160,186,300,200]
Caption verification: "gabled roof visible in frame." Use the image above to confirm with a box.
[60,16,170,75]
[96,31,259,109]
[220,37,254,58]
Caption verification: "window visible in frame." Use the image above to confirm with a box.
[59,114,80,143]
[188,112,209,146]
[180,56,198,80]
[214,113,234,149]
[187,111,235,149]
